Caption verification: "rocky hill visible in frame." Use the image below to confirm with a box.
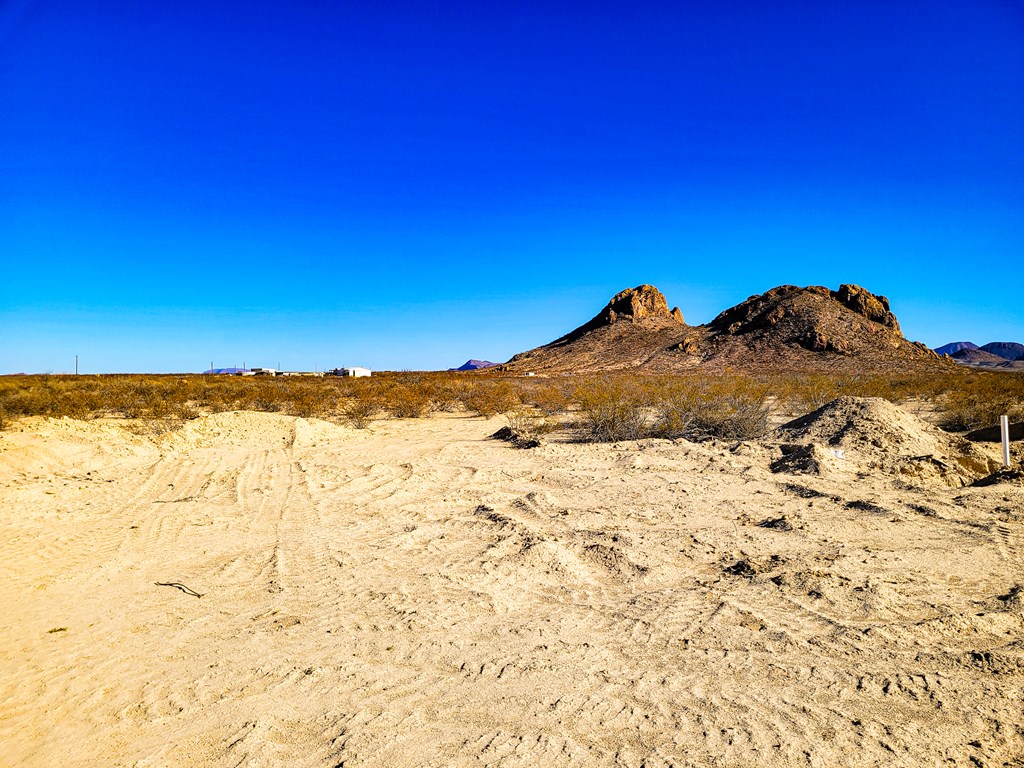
[449,359,497,371]
[934,341,978,356]
[951,348,1008,365]
[502,283,950,375]
[980,342,1024,361]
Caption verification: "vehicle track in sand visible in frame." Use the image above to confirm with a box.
[0,411,1021,767]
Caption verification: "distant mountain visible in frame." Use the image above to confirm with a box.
[951,348,1007,365]
[501,283,949,375]
[979,342,1024,361]
[934,341,978,356]
[449,359,497,371]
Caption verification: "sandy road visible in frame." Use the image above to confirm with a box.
[0,411,1022,767]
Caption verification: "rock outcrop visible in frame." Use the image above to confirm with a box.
[833,284,900,331]
[599,285,685,325]
[544,285,685,349]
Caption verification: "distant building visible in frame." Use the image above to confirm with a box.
[329,367,372,377]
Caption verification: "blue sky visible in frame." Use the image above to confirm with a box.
[1,0,1022,373]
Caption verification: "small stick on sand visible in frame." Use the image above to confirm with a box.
[154,582,203,598]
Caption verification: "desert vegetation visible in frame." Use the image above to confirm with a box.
[0,369,1021,441]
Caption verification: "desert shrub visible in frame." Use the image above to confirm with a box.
[287,387,339,418]
[171,401,200,420]
[342,396,381,428]
[239,380,289,412]
[504,408,557,439]
[462,380,522,418]
[574,377,651,442]
[783,375,841,414]
[839,375,902,401]
[106,378,154,418]
[427,377,466,412]
[936,387,1024,432]
[384,381,435,418]
[524,381,573,415]
[653,379,770,440]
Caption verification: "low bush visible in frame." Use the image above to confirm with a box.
[384,381,435,418]
[342,397,381,428]
[574,377,651,442]
[523,381,573,415]
[504,408,557,440]
[652,379,770,440]
[462,380,522,418]
[936,388,1024,432]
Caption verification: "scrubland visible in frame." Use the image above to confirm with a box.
[1,369,1021,438]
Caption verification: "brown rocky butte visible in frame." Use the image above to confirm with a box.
[503,282,952,375]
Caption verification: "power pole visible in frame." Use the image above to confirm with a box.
[75,355,78,375]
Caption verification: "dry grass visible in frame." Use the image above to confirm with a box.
[1,369,1021,441]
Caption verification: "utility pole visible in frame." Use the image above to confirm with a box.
[75,355,78,375]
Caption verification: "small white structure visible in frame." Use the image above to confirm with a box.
[330,367,372,378]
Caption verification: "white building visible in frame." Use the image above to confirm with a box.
[330,367,372,378]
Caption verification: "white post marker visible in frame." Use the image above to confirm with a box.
[1001,414,1011,468]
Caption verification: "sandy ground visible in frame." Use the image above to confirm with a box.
[1,406,1022,767]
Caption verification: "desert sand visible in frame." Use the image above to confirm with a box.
[1,404,1022,767]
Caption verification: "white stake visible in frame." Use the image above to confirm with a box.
[1001,415,1011,468]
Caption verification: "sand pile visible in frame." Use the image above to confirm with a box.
[774,396,1001,486]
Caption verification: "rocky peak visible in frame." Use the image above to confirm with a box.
[599,285,684,325]
[833,284,900,332]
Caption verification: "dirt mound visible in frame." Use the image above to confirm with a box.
[0,416,160,483]
[165,411,354,451]
[775,397,1001,486]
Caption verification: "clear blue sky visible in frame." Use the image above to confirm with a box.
[2,0,1022,373]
